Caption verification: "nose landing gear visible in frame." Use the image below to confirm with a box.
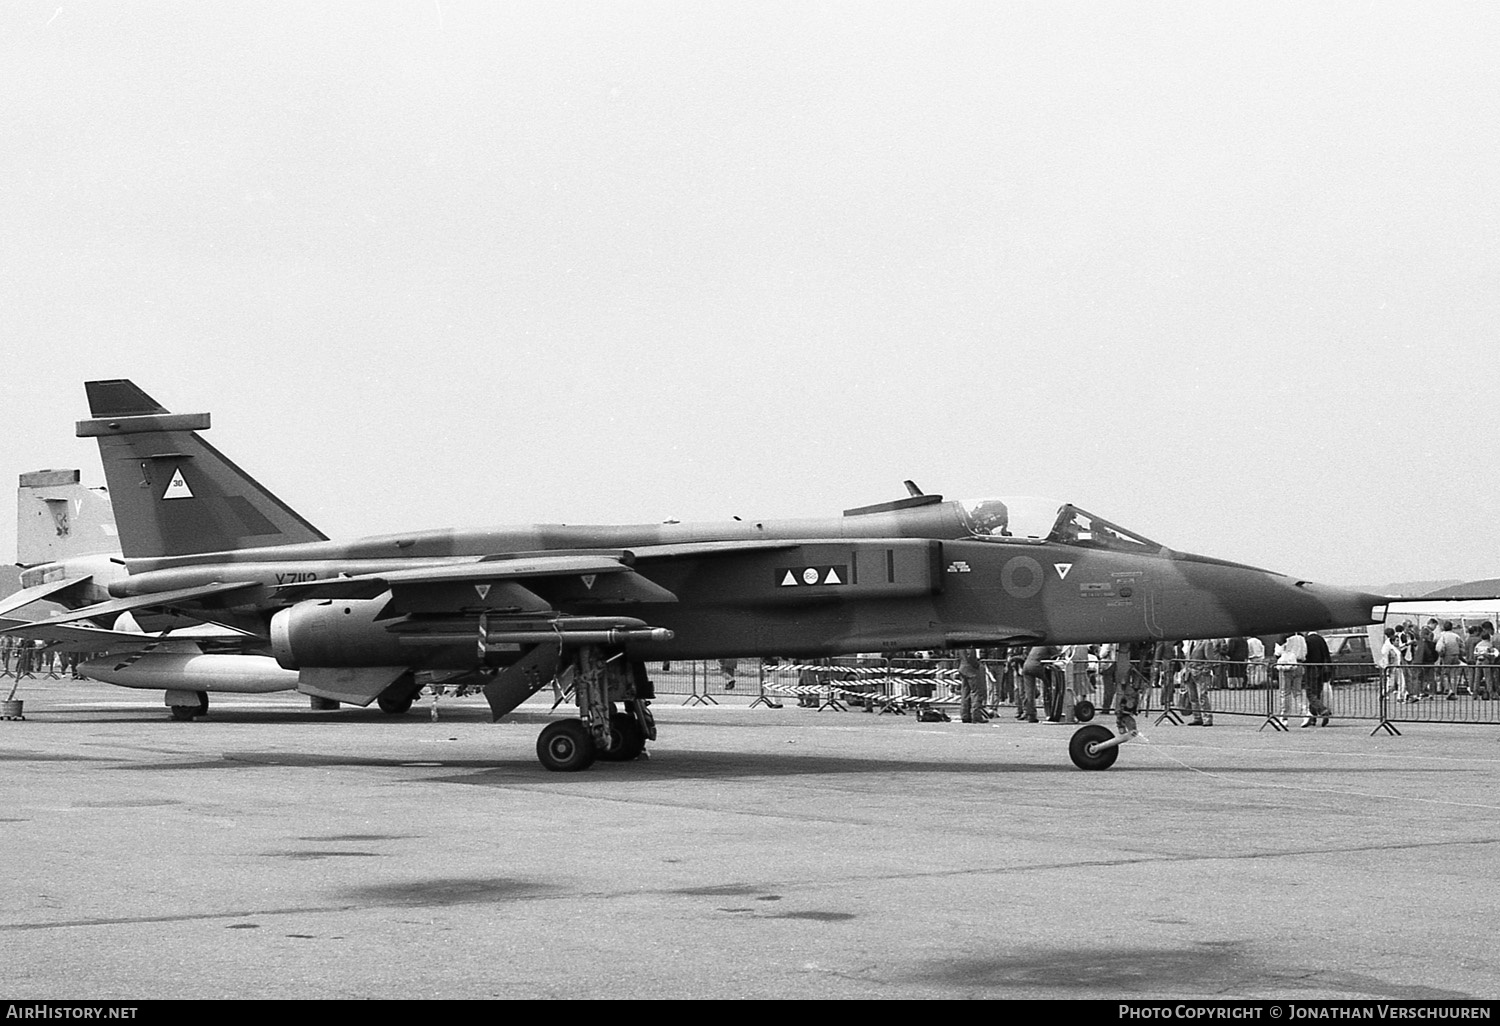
[1069,724,1134,770]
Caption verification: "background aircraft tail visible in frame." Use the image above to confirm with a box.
[77,380,327,560]
[16,469,117,568]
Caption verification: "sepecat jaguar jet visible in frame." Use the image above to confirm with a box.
[7,379,1387,771]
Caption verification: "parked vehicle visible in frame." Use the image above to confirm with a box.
[1326,633,1378,683]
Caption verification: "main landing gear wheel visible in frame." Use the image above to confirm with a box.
[537,719,597,772]
[171,693,209,721]
[1069,724,1119,771]
[598,711,646,762]
[377,693,415,715]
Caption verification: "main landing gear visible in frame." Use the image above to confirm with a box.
[535,647,656,772]
[1068,724,1135,770]
[493,644,654,773]
[167,690,209,721]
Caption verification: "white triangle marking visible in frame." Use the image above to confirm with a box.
[1054,563,1073,580]
[823,568,842,585]
[163,468,193,500]
[781,571,798,586]
[475,584,491,600]
[581,575,596,590]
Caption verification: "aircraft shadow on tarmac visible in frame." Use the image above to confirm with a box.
[22,701,1464,779]
[79,743,1466,782]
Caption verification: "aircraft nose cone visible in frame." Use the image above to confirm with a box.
[1292,580,1387,632]
[1163,556,1385,639]
[1231,575,1384,638]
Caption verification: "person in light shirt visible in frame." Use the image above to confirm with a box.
[1276,632,1308,729]
[1246,635,1266,688]
[1380,627,1409,702]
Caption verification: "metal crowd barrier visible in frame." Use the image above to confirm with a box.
[762,658,964,714]
[643,656,1500,736]
[1371,661,1500,732]
[21,646,1500,735]
[1120,660,1500,734]
[645,657,964,713]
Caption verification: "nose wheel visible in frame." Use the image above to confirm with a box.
[1069,724,1122,770]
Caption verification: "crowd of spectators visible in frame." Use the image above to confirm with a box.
[1380,618,1499,701]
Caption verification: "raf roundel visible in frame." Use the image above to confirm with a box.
[1001,555,1045,599]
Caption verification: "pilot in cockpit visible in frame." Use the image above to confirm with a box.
[969,503,1011,537]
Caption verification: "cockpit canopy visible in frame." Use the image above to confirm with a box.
[959,496,1165,554]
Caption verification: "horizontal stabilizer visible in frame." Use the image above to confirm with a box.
[0,618,164,653]
[26,581,260,628]
[0,576,97,618]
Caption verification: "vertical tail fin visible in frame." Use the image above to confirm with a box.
[16,469,118,567]
[77,380,326,560]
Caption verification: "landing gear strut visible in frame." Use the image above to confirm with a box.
[535,647,656,772]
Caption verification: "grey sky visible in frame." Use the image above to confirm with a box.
[2,2,1496,586]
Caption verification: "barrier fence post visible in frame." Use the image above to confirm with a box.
[878,653,906,715]
[749,659,781,709]
[817,660,848,712]
[682,660,718,706]
[1154,665,1184,726]
[1260,665,1287,730]
[1373,664,1401,736]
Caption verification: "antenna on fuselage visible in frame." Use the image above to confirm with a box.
[903,480,923,497]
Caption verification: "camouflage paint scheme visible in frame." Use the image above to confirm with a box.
[63,379,1381,672]
[0,380,1393,769]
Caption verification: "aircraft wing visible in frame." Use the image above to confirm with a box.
[0,576,99,617]
[274,554,678,605]
[624,540,802,560]
[14,581,261,629]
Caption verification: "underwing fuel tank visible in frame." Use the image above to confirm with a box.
[79,653,299,694]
